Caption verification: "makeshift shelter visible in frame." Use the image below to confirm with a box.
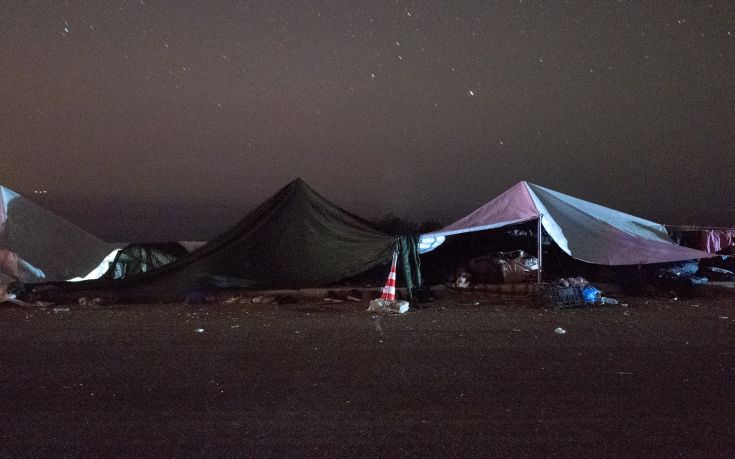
[40,179,421,295]
[0,185,117,282]
[420,182,713,280]
[104,241,205,279]
[70,241,206,282]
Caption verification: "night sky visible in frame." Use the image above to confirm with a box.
[2,1,734,241]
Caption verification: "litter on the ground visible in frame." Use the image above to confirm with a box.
[554,327,567,335]
[582,286,601,303]
[368,298,409,314]
[371,315,384,333]
[251,296,275,304]
[194,328,205,333]
[78,297,103,306]
[454,273,471,288]
[53,307,70,313]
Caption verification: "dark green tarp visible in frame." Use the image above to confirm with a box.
[398,235,422,296]
[103,242,193,279]
[161,178,399,289]
[41,179,411,295]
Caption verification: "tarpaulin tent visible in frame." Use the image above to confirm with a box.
[40,179,418,295]
[0,185,117,282]
[420,182,713,279]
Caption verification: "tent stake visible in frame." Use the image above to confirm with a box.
[537,214,543,284]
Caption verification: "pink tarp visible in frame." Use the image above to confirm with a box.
[421,181,714,266]
[701,229,735,253]
[432,181,539,237]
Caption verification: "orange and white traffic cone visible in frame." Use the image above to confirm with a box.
[380,251,398,301]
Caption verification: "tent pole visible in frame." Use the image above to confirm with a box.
[537,214,543,284]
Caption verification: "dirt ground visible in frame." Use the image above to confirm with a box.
[1,290,734,458]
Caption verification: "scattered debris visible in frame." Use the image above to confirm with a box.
[371,315,384,333]
[554,327,567,335]
[53,307,70,313]
[251,296,276,304]
[224,296,241,304]
[346,296,362,302]
[78,297,104,307]
[700,266,735,282]
[193,328,205,333]
[718,316,729,320]
[558,276,590,288]
[322,297,344,304]
[454,273,471,288]
[368,298,409,314]
[582,286,601,303]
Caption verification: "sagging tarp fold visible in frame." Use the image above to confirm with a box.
[399,235,423,297]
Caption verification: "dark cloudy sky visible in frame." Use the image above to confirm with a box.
[1,1,734,241]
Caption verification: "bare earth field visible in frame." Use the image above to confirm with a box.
[1,292,734,458]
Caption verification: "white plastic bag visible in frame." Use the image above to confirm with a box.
[367,298,409,314]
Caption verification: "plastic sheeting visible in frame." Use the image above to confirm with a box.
[421,181,714,265]
[45,179,402,293]
[0,185,117,282]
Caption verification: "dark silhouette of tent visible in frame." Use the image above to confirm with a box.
[37,179,418,296]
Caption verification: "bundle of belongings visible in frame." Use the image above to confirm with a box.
[467,250,538,284]
[655,260,709,286]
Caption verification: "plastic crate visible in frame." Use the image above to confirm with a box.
[548,285,584,308]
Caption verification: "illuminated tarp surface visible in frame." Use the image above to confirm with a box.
[421,181,713,265]
[0,186,116,282]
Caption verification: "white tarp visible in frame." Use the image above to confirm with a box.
[421,181,714,265]
[1,185,119,282]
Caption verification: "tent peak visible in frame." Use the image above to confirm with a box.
[286,177,317,194]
